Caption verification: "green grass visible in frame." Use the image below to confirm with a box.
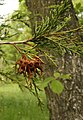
[0,84,49,120]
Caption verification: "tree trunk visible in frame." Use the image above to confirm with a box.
[25,0,83,119]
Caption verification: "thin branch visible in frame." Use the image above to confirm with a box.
[12,44,23,54]
[45,25,83,37]
[0,37,34,45]
[0,26,82,45]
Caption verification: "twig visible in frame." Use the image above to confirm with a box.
[0,37,34,45]
[12,44,23,54]
[44,25,83,37]
[0,26,82,45]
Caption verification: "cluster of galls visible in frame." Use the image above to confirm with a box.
[15,54,44,84]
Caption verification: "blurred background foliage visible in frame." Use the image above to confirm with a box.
[73,0,83,25]
[0,0,33,86]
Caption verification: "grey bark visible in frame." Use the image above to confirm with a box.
[25,0,83,120]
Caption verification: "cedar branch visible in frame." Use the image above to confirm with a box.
[0,26,82,45]
[0,37,34,45]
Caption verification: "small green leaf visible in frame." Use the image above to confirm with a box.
[60,74,71,79]
[19,0,23,2]
[40,77,55,89]
[76,3,81,9]
[54,72,60,79]
[50,80,64,95]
